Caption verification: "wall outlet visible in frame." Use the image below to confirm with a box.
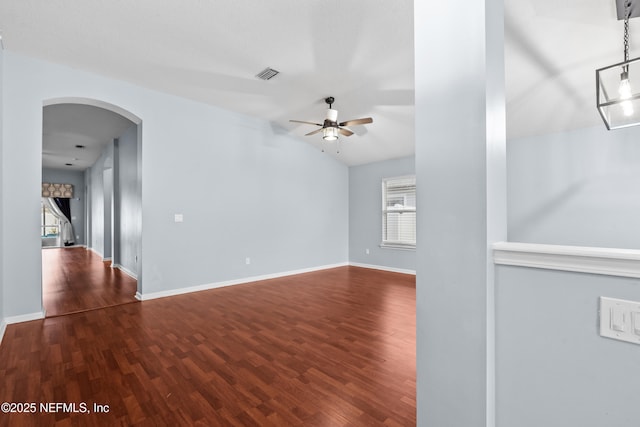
[174,213,184,223]
[245,257,251,265]
[365,248,370,255]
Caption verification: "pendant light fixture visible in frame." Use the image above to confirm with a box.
[597,0,640,129]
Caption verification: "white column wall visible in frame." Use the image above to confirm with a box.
[415,1,506,425]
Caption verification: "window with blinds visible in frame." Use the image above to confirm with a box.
[382,175,416,249]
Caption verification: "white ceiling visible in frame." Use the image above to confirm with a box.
[0,0,637,169]
[42,104,134,171]
[505,0,639,138]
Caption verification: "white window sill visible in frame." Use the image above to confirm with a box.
[380,243,416,251]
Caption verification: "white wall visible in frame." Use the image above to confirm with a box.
[349,156,415,272]
[0,51,349,317]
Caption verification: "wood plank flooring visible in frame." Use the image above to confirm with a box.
[0,266,416,426]
[42,247,138,317]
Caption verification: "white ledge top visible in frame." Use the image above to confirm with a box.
[492,241,640,278]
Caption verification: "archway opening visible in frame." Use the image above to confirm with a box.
[41,98,142,317]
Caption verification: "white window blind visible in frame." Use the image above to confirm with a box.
[382,175,416,249]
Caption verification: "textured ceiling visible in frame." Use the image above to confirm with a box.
[0,0,637,169]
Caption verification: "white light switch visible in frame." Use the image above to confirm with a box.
[611,307,626,332]
[174,214,184,223]
[600,297,640,345]
[633,312,640,336]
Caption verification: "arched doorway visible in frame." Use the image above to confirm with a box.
[41,98,142,317]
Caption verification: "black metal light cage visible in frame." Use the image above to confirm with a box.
[597,56,640,130]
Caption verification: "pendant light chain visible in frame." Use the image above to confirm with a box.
[624,1,630,63]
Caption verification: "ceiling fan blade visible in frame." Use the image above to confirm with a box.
[339,117,373,127]
[305,128,325,136]
[290,119,323,126]
[337,127,354,137]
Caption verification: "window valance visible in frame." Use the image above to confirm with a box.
[42,182,74,198]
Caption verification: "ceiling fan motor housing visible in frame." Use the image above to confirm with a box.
[325,108,338,123]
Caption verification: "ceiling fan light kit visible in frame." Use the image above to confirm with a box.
[597,0,640,130]
[289,97,373,153]
[323,127,339,141]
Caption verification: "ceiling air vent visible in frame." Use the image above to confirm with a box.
[255,67,280,81]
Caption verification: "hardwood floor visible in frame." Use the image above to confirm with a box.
[42,247,138,317]
[0,266,415,426]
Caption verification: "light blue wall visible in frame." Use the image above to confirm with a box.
[508,125,640,249]
[496,266,640,427]
[116,124,140,276]
[0,51,349,317]
[88,142,113,258]
[42,168,86,245]
[349,156,415,271]
[87,133,139,269]
[0,48,4,327]
[141,110,348,291]
[415,0,507,426]
[2,52,43,317]
[103,167,113,259]
[499,123,640,426]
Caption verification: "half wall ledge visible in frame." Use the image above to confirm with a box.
[492,242,640,279]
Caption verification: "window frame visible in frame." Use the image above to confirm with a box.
[41,200,60,237]
[381,174,416,250]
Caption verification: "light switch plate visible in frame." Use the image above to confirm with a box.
[174,213,184,223]
[600,297,640,345]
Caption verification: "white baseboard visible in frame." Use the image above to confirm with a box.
[137,262,349,301]
[87,247,104,259]
[4,311,46,324]
[42,245,86,250]
[0,311,45,347]
[349,262,416,275]
[112,263,138,280]
[0,319,6,345]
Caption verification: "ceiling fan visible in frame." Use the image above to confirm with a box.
[290,97,373,144]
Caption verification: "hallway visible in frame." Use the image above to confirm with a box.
[42,247,138,317]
